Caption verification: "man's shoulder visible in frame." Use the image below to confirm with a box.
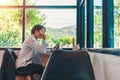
[27,35,36,41]
[23,35,36,44]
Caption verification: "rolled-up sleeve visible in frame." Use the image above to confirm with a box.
[25,37,51,55]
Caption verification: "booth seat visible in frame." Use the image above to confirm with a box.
[85,48,120,80]
[1,48,120,80]
[86,48,120,56]
[41,50,95,80]
[41,48,120,80]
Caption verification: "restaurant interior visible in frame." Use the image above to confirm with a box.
[0,0,120,80]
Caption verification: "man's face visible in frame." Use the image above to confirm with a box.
[35,28,45,39]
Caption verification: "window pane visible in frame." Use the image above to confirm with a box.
[114,0,120,48]
[94,0,102,48]
[0,9,22,47]
[0,0,22,6]
[26,0,76,6]
[26,9,76,48]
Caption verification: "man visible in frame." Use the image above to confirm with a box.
[16,24,54,76]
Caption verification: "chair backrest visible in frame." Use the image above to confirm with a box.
[4,48,31,76]
[0,48,16,80]
[7,48,17,63]
[41,50,95,80]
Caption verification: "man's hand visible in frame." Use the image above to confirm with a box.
[41,34,46,40]
[50,44,59,52]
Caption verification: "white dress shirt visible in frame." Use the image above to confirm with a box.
[16,34,51,68]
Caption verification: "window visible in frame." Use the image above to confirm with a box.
[114,0,120,47]
[26,0,76,6]
[0,9,22,47]
[0,0,76,48]
[26,8,76,48]
[94,0,102,48]
[0,0,22,5]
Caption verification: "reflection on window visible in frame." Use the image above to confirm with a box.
[26,9,76,48]
[0,9,22,47]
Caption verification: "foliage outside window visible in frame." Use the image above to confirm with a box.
[114,0,120,47]
[94,1,102,48]
[94,8,102,48]
[0,9,22,47]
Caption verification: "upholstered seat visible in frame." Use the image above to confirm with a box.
[41,50,95,80]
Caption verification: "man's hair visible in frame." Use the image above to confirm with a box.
[31,24,46,34]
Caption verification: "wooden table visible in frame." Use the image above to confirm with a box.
[42,55,49,67]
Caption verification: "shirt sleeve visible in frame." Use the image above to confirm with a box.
[26,38,51,55]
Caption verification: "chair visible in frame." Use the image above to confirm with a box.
[7,48,17,63]
[41,50,95,80]
[5,48,33,80]
[0,48,16,80]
